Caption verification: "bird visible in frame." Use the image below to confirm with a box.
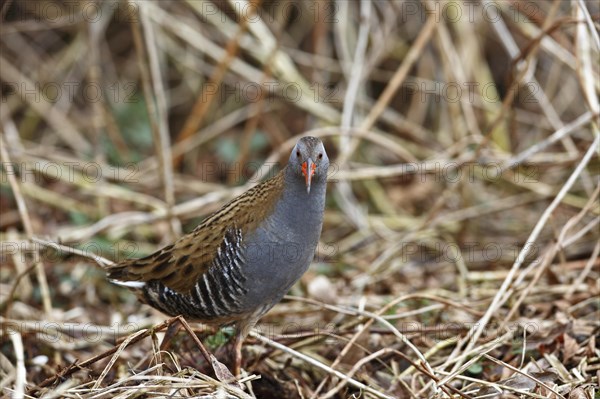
[105,136,329,375]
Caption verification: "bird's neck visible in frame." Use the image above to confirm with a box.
[276,166,327,232]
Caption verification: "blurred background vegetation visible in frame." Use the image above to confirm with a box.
[1,1,598,398]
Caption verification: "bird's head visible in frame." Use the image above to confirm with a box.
[288,136,329,194]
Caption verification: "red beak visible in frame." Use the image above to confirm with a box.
[301,158,316,194]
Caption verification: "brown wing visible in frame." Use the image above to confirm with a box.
[106,223,232,293]
[105,169,285,294]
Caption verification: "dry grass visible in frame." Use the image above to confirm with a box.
[1,1,599,398]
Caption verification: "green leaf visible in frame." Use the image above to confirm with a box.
[69,211,89,225]
[467,362,483,375]
[205,326,235,349]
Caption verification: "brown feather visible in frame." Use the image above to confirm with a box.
[106,169,286,293]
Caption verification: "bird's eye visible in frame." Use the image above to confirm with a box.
[296,151,301,158]
[318,153,323,159]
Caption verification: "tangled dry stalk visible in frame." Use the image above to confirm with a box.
[1,1,599,398]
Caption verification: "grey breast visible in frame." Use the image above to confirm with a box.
[238,179,326,313]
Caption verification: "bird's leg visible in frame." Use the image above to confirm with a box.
[232,319,257,376]
[233,330,244,376]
